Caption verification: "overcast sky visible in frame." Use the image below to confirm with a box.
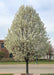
[0,0,54,46]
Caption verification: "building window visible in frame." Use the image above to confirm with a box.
[1,43,4,48]
[9,53,13,58]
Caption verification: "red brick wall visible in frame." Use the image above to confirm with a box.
[0,40,9,58]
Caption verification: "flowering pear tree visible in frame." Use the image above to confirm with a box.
[5,5,50,75]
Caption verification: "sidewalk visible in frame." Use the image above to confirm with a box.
[0,64,54,75]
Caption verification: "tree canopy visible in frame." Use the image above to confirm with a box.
[5,5,50,61]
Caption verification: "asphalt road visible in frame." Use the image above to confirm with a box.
[0,64,54,74]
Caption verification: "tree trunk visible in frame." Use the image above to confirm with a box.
[26,58,29,75]
[36,56,38,64]
[49,54,52,60]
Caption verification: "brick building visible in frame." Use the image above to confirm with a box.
[0,40,9,58]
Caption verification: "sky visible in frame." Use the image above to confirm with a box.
[0,0,54,47]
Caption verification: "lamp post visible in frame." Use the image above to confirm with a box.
[36,55,38,64]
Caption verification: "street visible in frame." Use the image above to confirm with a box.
[0,64,54,74]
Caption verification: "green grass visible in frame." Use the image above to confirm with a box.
[37,60,54,64]
[41,74,54,75]
[0,74,13,75]
[0,61,26,64]
[0,60,54,64]
[30,60,54,64]
[0,61,35,64]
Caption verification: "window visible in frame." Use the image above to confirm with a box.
[1,43,4,48]
[9,53,13,58]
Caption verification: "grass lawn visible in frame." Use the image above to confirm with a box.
[37,60,54,64]
[0,60,54,64]
[0,74,13,75]
[30,60,54,64]
[0,61,26,64]
[41,74,54,75]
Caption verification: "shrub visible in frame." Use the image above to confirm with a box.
[0,51,5,59]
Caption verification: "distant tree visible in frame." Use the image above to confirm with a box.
[47,45,53,60]
[5,5,50,75]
